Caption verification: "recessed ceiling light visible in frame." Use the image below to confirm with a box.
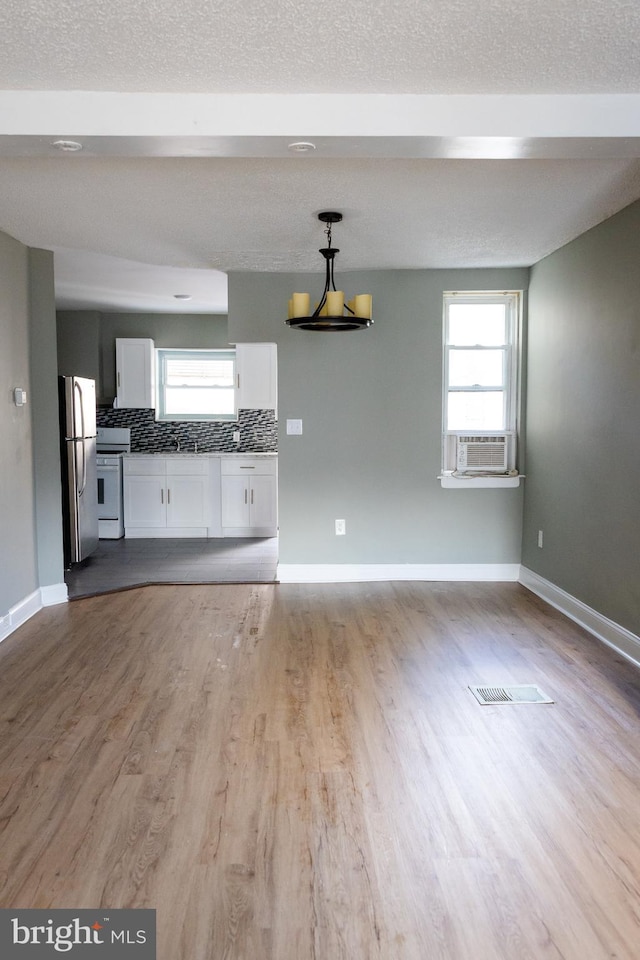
[173,294,192,300]
[52,139,83,152]
[288,141,316,154]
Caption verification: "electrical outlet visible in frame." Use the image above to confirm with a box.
[335,519,346,536]
[232,431,240,443]
[537,530,544,548]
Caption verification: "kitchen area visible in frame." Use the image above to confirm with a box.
[58,324,278,598]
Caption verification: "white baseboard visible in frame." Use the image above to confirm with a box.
[0,589,40,644]
[41,582,69,606]
[519,567,640,670]
[277,563,521,583]
[0,582,68,644]
[124,527,208,538]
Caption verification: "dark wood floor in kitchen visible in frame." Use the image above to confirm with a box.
[1,581,639,959]
[65,536,278,598]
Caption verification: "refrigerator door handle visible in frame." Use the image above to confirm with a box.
[73,439,87,498]
[78,440,87,497]
[75,380,86,441]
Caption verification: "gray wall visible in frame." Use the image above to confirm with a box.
[0,231,38,614]
[57,311,229,403]
[57,311,101,383]
[523,200,640,634]
[99,312,229,402]
[28,249,65,592]
[229,267,528,565]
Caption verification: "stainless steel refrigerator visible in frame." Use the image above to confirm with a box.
[59,376,99,566]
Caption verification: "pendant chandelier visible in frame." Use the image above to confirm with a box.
[286,212,373,331]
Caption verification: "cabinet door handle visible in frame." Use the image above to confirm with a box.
[244,489,248,504]
[240,466,255,469]
[161,488,164,504]
[167,488,171,504]
[117,372,121,387]
[237,374,240,389]
[251,489,254,505]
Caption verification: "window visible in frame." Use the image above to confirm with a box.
[156,349,236,421]
[442,292,521,477]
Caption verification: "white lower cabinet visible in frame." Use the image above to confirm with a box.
[124,455,277,538]
[166,474,210,527]
[124,457,210,537]
[221,458,278,537]
[124,474,166,529]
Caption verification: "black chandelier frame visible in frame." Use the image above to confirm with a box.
[286,212,372,332]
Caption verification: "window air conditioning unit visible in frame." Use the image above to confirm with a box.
[456,435,509,473]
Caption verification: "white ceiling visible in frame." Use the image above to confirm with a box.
[0,0,639,314]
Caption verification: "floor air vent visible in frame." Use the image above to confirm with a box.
[469,684,554,705]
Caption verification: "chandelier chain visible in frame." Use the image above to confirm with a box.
[325,222,333,247]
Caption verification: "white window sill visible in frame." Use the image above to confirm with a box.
[439,473,523,489]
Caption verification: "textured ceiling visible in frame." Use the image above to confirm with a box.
[3,156,640,272]
[2,0,640,94]
[0,0,639,313]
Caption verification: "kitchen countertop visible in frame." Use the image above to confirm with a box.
[124,451,277,458]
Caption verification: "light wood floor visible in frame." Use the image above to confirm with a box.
[1,581,639,959]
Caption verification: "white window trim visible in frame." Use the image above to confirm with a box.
[440,291,523,488]
[156,348,236,422]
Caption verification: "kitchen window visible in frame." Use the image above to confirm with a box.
[441,292,522,484]
[156,349,236,421]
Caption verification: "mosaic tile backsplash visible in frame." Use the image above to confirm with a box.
[96,407,277,453]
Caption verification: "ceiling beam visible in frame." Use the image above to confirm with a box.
[1,93,640,159]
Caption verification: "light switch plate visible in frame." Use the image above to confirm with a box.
[286,419,303,435]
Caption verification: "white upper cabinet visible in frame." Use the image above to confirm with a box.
[235,343,277,412]
[115,338,155,409]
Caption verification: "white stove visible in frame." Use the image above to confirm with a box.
[96,427,131,538]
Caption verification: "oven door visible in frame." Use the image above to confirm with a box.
[97,460,122,520]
